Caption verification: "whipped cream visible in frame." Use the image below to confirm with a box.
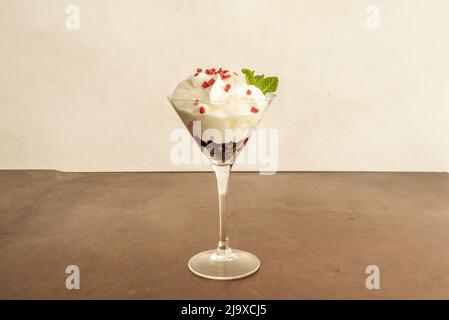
[170,68,269,143]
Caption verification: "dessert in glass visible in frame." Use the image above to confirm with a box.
[168,67,278,280]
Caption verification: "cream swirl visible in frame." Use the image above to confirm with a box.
[170,68,269,143]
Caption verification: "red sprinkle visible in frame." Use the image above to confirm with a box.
[233,72,238,76]
[221,74,230,80]
[224,83,231,92]
[197,68,202,72]
[205,69,213,75]
[223,70,229,73]
[199,106,206,114]
[202,81,209,88]
[250,106,259,113]
[246,89,252,95]
[194,73,199,77]
[208,78,215,85]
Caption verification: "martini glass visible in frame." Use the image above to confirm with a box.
[168,95,275,280]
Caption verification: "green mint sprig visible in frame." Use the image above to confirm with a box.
[241,69,279,94]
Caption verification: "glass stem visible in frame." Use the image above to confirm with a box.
[213,164,232,253]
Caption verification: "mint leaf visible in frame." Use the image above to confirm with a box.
[261,77,278,94]
[254,74,265,89]
[241,69,255,85]
[241,68,279,94]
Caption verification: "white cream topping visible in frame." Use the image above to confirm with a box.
[170,68,269,143]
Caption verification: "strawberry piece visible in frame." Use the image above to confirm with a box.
[199,106,206,114]
[224,83,231,92]
[197,68,202,72]
[250,106,259,113]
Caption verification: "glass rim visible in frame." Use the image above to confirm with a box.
[167,93,275,104]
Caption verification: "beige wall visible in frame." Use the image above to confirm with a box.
[1,0,448,172]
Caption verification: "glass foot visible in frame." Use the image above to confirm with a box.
[188,249,260,280]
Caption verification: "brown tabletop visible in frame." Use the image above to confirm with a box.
[0,170,448,299]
